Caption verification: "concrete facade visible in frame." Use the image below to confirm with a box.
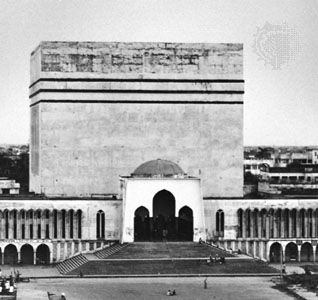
[0,41,247,264]
[29,41,244,198]
[121,177,205,242]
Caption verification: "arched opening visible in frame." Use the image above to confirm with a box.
[308,209,313,238]
[134,206,150,241]
[76,210,82,239]
[291,209,297,237]
[4,244,18,265]
[21,244,34,265]
[285,242,298,262]
[96,210,105,239]
[300,209,306,238]
[246,209,251,237]
[216,209,224,237]
[300,242,313,262]
[260,209,267,238]
[36,244,50,264]
[178,206,193,241]
[237,209,243,238]
[152,190,176,241]
[275,209,282,238]
[269,242,282,262]
[253,209,259,237]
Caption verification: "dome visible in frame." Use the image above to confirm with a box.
[132,159,185,178]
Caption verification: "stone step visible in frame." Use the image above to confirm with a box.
[56,254,88,275]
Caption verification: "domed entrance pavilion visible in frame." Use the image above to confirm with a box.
[120,159,206,243]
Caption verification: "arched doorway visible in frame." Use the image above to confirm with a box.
[134,206,150,241]
[36,244,50,264]
[4,244,18,265]
[285,242,298,262]
[21,244,34,265]
[300,243,313,262]
[153,190,176,241]
[178,206,193,241]
[269,242,282,262]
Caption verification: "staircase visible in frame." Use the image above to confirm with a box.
[56,254,88,275]
[94,243,128,259]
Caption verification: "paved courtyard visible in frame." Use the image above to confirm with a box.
[17,277,293,300]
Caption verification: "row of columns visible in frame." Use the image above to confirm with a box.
[238,209,318,239]
[0,210,82,240]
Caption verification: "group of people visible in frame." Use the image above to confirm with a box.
[0,272,17,295]
[166,289,176,296]
[207,253,225,265]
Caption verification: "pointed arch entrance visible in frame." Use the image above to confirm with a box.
[134,206,150,241]
[178,206,193,241]
[153,189,176,241]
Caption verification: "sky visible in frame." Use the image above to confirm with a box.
[0,0,317,146]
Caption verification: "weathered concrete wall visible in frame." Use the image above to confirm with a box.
[35,102,242,197]
[31,41,243,77]
[30,41,244,198]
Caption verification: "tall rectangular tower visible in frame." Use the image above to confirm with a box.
[29,42,243,197]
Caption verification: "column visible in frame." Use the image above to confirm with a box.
[0,212,3,240]
[57,211,62,239]
[273,213,278,238]
[265,216,270,239]
[71,242,74,256]
[56,243,61,262]
[17,252,21,264]
[296,211,301,238]
[17,212,21,239]
[49,211,54,240]
[41,212,45,239]
[1,253,4,265]
[304,211,308,238]
[289,212,293,238]
[297,245,301,262]
[281,212,285,238]
[25,212,30,240]
[250,211,254,238]
[257,213,262,238]
[313,246,316,262]
[312,214,316,238]
[74,212,78,240]
[78,241,82,253]
[33,251,36,265]
[282,246,286,262]
[65,211,70,240]
[50,249,53,264]
[8,211,13,239]
[64,242,68,259]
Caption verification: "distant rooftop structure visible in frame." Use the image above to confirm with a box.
[0,178,20,195]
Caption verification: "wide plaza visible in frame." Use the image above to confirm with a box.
[17,277,292,300]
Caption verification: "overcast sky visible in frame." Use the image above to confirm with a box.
[0,0,317,146]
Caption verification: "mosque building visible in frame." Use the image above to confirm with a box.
[0,41,316,265]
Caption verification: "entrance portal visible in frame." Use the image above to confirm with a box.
[178,206,193,241]
[153,190,176,241]
[134,206,150,241]
[36,244,50,264]
[21,244,34,264]
[4,244,18,265]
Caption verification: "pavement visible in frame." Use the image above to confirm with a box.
[17,277,294,300]
[269,263,306,274]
